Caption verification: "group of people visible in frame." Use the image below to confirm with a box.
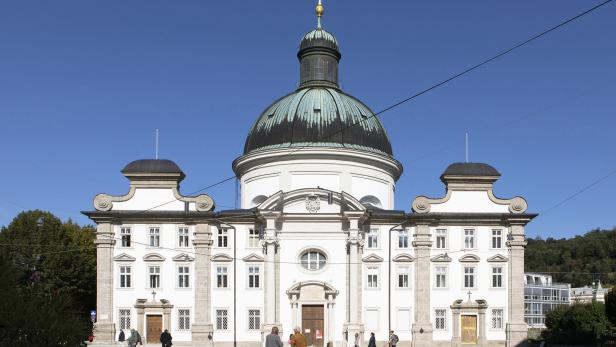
[118,328,173,347]
[266,326,399,347]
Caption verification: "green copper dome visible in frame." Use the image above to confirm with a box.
[243,19,393,157]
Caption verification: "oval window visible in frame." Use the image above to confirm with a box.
[300,251,327,271]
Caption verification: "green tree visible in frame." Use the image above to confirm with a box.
[606,290,616,326]
[545,303,611,344]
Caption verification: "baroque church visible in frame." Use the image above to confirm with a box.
[84,2,535,346]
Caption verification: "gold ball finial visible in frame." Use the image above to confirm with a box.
[316,0,324,17]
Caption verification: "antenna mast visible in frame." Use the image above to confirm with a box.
[155,128,159,160]
[465,132,469,163]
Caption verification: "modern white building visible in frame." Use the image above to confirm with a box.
[84,3,535,347]
[570,282,611,304]
[523,273,570,328]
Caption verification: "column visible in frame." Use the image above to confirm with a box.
[192,223,214,346]
[450,307,460,347]
[93,222,116,344]
[478,307,487,346]
[263,214,281,334]
[506,224,528,347]
[344,215,364,346]
[411,224,433,346]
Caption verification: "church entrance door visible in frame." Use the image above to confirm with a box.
[146,314,163,344]
[461,315,477,344]
[302,305,324,347]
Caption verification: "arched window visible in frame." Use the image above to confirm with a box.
[360,195,382,208]
[300,250,327,271]
[251,195,268,207]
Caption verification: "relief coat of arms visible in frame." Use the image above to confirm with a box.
[305,194,321,213]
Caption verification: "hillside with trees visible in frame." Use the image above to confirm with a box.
[525,227,616,287]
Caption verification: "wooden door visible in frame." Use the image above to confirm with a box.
[461,315,477,344]
[146,315,163,344]
[302,305,324,347]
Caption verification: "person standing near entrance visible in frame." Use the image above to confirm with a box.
[266,326,284,347]
[368,332,376,347]
[160,329,172,347]
[291,327,307,347]
[388,331,398,347]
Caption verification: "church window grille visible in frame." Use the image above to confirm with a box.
[119,308,131,329]
[463,267,475,288]
[248,229,260,248]
[216,309,228,330]
[434,309,447,330]
[398,230,408,248]
[119,266,131,288]
[248,309,261,330]
[300,251,326,271]
[120,227,131,247]
[149,227,160,247]
[217,229,228,248]
[178,266,190,288]
[492,229,502,249]
[217,266,228,288]
[178,309,190,330]
[149,266,161,288]
[491,309,503,330]
[464,229,475,249]
[248,266,260,288]
[435,266,447,288]
[178,227,189,248]
[398,266,409,288]
[492,267,503,288]
[435,229,447,249]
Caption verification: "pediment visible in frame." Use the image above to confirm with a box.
[459,254,480,263]
[114,253,136,262]
[362,254,384,263]
[392,254,415,262]
[143,253,165,262]
[487,254,508,263]
[172,253,195,262]
[431,253,452,263]
[258,188,365,213]
[243,253,264,262]
[212,253,233,262]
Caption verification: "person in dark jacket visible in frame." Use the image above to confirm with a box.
[368,332,376,347]
[160,329,172,347]
[119,330,125,343]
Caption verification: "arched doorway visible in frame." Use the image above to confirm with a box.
[287,281,339,347]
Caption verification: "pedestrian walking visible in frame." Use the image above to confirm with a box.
[388,331,398,347]
[160,329,173,347]
[291,327,307,347]
[266,326,284,347]
[127,329,137,347]
[368,332,376,347]
[135,329,142,345]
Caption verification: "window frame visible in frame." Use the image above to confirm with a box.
[177,226,190,248]
[215,308,230,330]
[463,228,476,250]
[491,308,504,330]
[247,308,261,331]
[491,266,504,289]
[397,229,409,249]
[397,265,410,289]
[177,264,190,289]
[119,265,132,289]
[247,265,261,289]
[216,265,229,289]
[434,308,447,331]
[366,265,380,289]
[119,308,132,330]
[177,308,191,331]
[434,265,448,289]
[148,265,161,289]
[247,228,260,249]
[300,250,327,271]
[434,228,448,250]
[148,226,161,248]
[217,228,229,248]
[365,228,379,249]
[463,266,477,289]
[491,228,503,249]
[120,226,132,248]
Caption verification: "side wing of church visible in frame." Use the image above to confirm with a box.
[83,3,535,347]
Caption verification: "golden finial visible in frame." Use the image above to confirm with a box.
[316,0,324,28]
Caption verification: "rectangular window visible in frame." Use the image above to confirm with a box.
[492,267,503,288]
[248,309,261,330]
[365,229,378,249]
[149,227,160,247]
[435,266,447,288]
[120,227,131,247]
[492,229,502,249]
[248,229,260,248]
[435,309,447,330]
[367,266,379,288]
[492,309,503,330]
[178,266,190,288]
[217,229,228,248]
[398,266,409,288]
[149,266,161,288]
[398,230,408,248]
[464,229,475,249]
[248,266,260,288]
[178,309,190,330]
[119,266,131,288]
[216,309,228,330]
[435,229,447,249]
[464,267,475,288]
[217,266,228,288]
[178,227,190,248]
[119,308,131,329]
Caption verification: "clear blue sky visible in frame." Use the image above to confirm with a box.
[1,1,614,238]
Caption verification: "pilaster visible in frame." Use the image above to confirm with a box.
[344,214,364,346]
[262,213,282,335]
[412,224,433,346]
[192,223,214,346]
[506,224,528,347]
[93,222,116,344]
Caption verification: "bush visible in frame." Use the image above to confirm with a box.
[545,302,611,345]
